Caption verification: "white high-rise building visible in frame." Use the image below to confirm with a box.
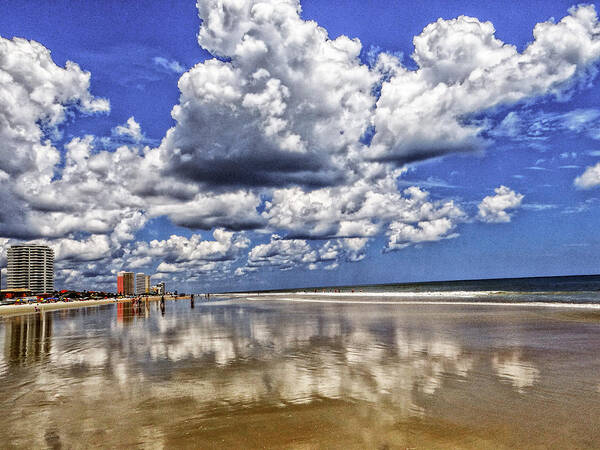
[7,245,54,294]
[135,273,151,295]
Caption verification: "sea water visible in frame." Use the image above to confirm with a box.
[267,274,600,304]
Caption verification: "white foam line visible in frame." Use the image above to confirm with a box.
[238,291,493,298]
[241,296,600,309]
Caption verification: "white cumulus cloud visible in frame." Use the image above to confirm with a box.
[477,186,524,223]
[574,162,600,189]
[3,2,600,288]
[128,229,250,278]
[158,0,377,187]
[371,5,600,163]
[113,116,143,142]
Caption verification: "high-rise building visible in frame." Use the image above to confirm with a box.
[117,272,123,294]
[135,273,144,295]
[117,271,134,295]
[7,245,54,294]
[135,273,151,295]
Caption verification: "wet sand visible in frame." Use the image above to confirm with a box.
[1,296,599,448]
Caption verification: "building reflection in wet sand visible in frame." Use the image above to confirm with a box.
[3,312,52,367]
[117,300,153,324]
[0,300,599,448]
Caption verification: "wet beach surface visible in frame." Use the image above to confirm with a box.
[1,297,599,448]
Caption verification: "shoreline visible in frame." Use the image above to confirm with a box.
[230,289,600,297]
[222,292,600,309]
[0,295,190,317]
[249,296,600,309]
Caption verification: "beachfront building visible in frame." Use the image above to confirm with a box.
[151,282,165,295]
[135,273,151,295]
[117,271,134,295]
[6,245,54,294]
[135,273,144,295]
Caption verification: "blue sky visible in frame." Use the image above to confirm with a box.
[1,0,600,292]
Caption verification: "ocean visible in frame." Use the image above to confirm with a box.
[253,274,600,304]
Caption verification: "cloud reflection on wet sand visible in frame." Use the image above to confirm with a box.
[0,300,599,448]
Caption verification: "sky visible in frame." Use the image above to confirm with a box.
[1,0,600,293]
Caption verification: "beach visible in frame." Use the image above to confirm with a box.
[5,0,600,447]
[0,295,188,317]
[1,294,599,448]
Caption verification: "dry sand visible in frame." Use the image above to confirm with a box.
[0,295,188,317]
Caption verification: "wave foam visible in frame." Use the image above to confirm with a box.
[239,295,600,309]
[251,290,495,298]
